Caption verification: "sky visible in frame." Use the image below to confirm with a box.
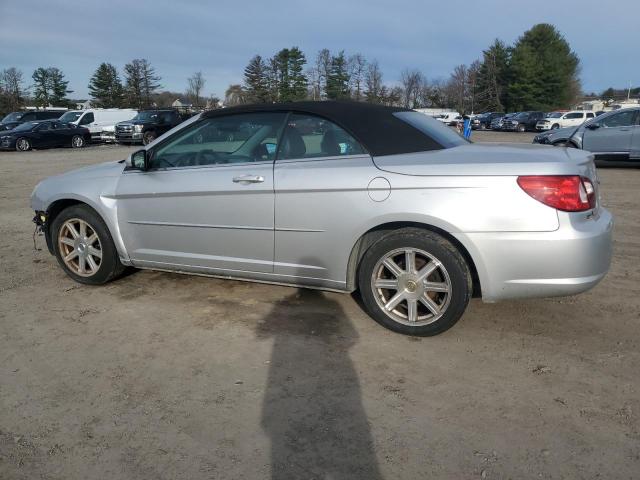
[0,0,638,99]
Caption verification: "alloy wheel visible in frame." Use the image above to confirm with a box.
[57,218,103,277]
[16,138,30,151]
[72,135,84,148]
[370,247,452,326]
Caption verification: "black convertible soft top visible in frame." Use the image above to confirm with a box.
[202,101,443,156]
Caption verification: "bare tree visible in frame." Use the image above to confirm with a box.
[447,64,468,113]
[348,53,367,101]
[400,68,424,108]
[1,67,26,111]
[364,60,383,103]
[224,84,247,106]
[315,49,332,99]
[187,71,206,107]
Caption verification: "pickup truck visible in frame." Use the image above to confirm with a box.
[115,109,184,145]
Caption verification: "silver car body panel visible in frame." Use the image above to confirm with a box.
[31,115,613,302]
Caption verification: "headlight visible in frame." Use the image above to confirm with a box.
[134,124,143,132]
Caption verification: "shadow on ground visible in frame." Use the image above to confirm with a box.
[257,288,384,479]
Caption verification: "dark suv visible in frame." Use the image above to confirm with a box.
[503,111,545,132]
[472,112,504,130]
[115,109,183,145]
[0,110,65,132]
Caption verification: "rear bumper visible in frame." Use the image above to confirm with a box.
[455,208,613,302]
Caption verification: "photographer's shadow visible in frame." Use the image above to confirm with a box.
[257,288,383,480]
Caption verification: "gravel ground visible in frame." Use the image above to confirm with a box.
[1,131,638,479]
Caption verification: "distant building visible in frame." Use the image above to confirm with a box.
[76,100,92,110]
[172,98,193,108]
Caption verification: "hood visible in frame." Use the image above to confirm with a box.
[51,160,125,180]
[373,143,594,177]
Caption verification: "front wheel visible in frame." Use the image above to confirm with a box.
[71,135,85,148]
[16,137,31,151]
[551,123,560,130]
[358,228,472,336]
[51,205,125,285]
[517,124,526,132]
[142,131,156,145]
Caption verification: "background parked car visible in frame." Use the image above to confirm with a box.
[536,110,596,131]
[58,108,138,142]
[533,107,639,165]
[0,110,65,132]
[503,111,545,132]
[472,112,504,130]
[491,113,516,130]
[0,120,91,151]
[115,109,183,145]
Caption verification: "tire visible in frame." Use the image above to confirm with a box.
[16,137,31,151]
[552,140,576,148]
[71,135,85,148]
[357,228,472,336]
[551,123,560,130]
[51,204,125,285]
[142,131,156,146]
[517,124,526,133]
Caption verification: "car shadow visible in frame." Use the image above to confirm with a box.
[256,287,384,479]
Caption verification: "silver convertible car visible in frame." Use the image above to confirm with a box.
[31,102,613,336]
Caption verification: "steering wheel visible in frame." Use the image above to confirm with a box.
[195,149,222,166]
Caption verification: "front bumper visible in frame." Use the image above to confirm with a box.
[116,132,143,143]
[536,124,552,131]
[456,208,613,302]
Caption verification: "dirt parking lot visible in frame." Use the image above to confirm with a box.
[1,131,638,479]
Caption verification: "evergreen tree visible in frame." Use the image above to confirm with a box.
[508,24,579,111]
[288,47,308,101]
[475,39,510,111]
[326,51,350,100]
[32,67,72,107]
[88,63,123,107]
[243,55,270,103]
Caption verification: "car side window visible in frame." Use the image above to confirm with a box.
[36,122,50,131]
[601,110,636,128]
[79,113,94,125]
[149,112,287,170]
[277,113,365,160]
[564,112,583,119]
[586,113,595,118]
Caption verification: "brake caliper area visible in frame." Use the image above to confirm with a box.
[32,210,48,250]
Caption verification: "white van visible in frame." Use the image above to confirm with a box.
[434,112,461,125]
[58,109,138,142]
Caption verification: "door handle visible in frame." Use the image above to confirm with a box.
[233,174,264,184]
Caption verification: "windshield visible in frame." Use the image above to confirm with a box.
[394,111,469,148]
[546,112,562,118]
[12,121,38,132]
[1,112,23,123]
[133,111,159,121]
[514,112,528,119]
[59,111,83,123]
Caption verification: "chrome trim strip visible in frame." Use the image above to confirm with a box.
[128,220,271,231]
[127,220,325,232]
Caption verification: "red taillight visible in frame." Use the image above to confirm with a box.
[517,175,596,212]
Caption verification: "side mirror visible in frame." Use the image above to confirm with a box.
[126,149,148,170]
[586,123,600,130]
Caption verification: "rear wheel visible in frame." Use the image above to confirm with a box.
[71,135,85,148]
[358,228,472,336]
[51,205,125,285]
[16,138,31,151]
